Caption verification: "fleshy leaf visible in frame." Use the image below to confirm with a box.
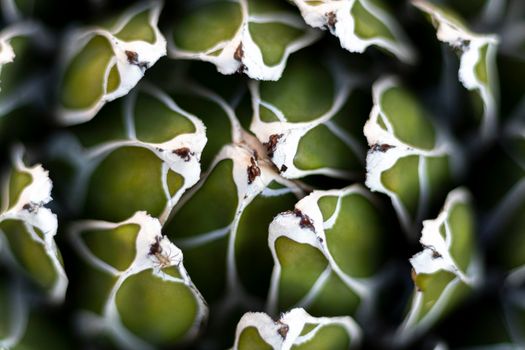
[413,0,499,140]
[0,276,28,349]
[396,188,482,344]
[161,83,304,311]
[267,185,386,317]
[0,23,26,91]
[57,1,166,125]
[232,308,361,350]
[364,76,460,235]
[0,22,46,118]
[165,142,303,306]
[0,147,67,302]
[168,0,321,80]
[249,56,366,179]
[289,0,415,63]
[0,273,72,350]
[47,83,207,223]
[69,211,208,349]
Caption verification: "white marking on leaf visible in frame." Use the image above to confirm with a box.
[364,76,460,235]
[69,211,208,350]
[57,1,167,125]
[397,188,482,345]
[233,308,361,350]
[0,22,49,117]
[290,0,416,62]
[267,185,381,316]
[48,82,207,224]
[0,146,68,303]
[168,0,321,81]
[413,0,499,140]
[165,88,305,313]
[249,62,363,179]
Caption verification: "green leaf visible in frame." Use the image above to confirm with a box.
[379,86,435,150]
[249,56,366,179]
[233,308,361,350]
[0,148,67,302]
[7,169,31,210]
[0,23,44,119]
[267,185,386,317]
[248,23,303,66]
[172,2,243,53]
[69,212,208,349]
[0,220,57,291]
[413,0,499,140]
[165,144,302,304]
[397,188,480,344]
[116,270,199,345]
[60,35,114,110]
[49,83,207,223]
[237,326,272,350]
[57,1,166,124]
[364,77,457,235]
[81,223,140,271]
[85,146,175,221]
[168,0,320,80]
[289,0,415,62]
[114,10,156,44]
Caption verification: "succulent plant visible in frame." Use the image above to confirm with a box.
[2,0,525,349]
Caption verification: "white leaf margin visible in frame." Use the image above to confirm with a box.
[396,188,483,345]
[266,185,383,317]
[56,0,167,125]
[167,0,321,81]
[0,21,48,117]
[0,146,68,303]
[48,82,207,224]
[364,76,462,235]
[248,60,365,179]
[69,211,208,350]
[413,0,499,140]
[290,0,416,63]
[410,188,481,284]
[171,140,304,312]
[233,308,361,350]
[149,84,305,313]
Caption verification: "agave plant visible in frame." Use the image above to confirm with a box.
[1,0,525,349]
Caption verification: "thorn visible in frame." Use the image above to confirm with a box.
[326,12,337,31]
[125,50,149,70]
[263,134,283,158]
[173,147,193,162]
[371,143,395,153]
[247,157,261,184]
[234,43,244,62]
[276,321,289,338]
[293,208,315,232]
